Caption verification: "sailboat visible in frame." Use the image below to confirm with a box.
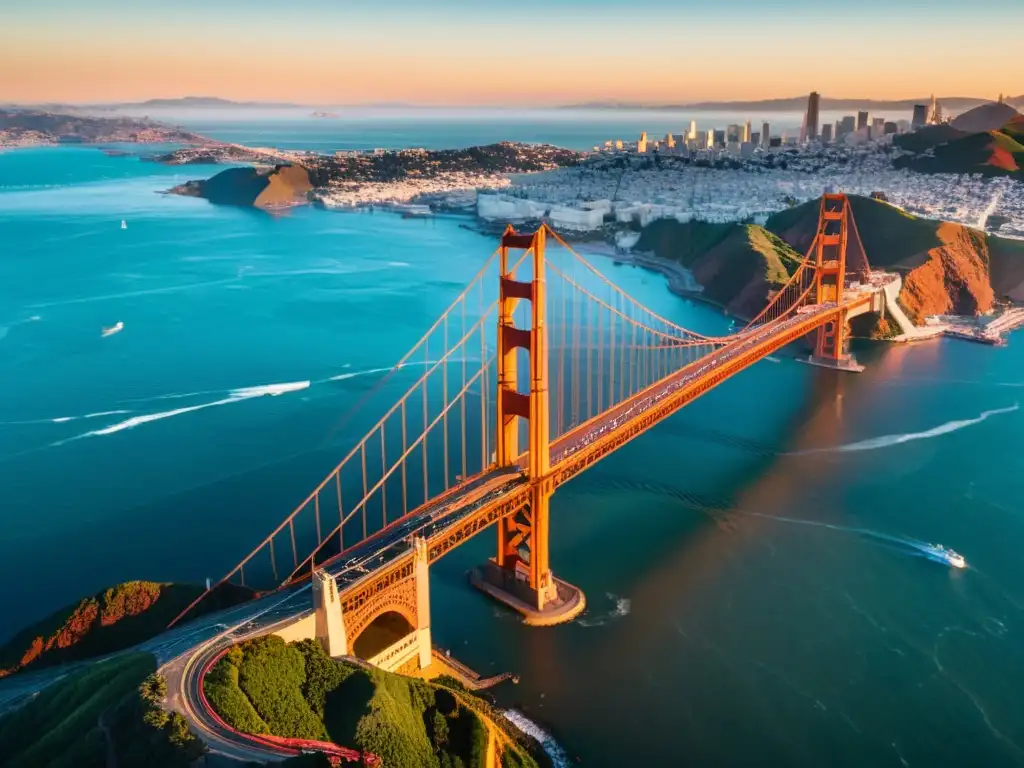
[121,220,127,230]
[102,321,124,338]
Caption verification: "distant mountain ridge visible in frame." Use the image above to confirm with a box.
[563,96,1023,113]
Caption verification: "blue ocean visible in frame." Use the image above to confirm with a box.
[1,128,1023,766]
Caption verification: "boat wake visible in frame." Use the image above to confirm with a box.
[731,509,967,568]
[1,409,132,426]
[502,710,571,768]
[794,404,1019,455]
[578,592,631,628]
[52,381,310,444]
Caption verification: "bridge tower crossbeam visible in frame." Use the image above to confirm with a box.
[474,226,584,623]
[809,194,859,370]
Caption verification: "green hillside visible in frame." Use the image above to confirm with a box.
[893,119,1024,178]
[0,653,204,768]
[766,195,941,269]
[634,219,734,268]
[204,635,545,768]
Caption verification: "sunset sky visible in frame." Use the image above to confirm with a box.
[4,0,1023,105]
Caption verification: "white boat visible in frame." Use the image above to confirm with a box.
[101,321,124,338]
[925,543,966,569]
[121,220,127,230]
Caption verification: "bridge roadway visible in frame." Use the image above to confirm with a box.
[0,301,851,761]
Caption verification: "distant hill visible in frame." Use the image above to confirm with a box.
[563,96,998,112]
[128,96,302,109]
[894,116,1024,179]
[635,221,804,317]
[951,102,1021,133]
[637,195,1024,328]
[169,164,313,209]
[0,580,253,677]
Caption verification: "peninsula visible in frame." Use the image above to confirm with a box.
[163,142,582,209]
[0,108,207,148]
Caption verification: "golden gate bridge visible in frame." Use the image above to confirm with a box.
[169,193,881,668]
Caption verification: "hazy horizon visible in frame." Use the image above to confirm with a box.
[4,0,1022,106]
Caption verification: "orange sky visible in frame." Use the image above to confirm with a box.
[4,2,1022,105]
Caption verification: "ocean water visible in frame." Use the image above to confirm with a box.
[2,142,1024,767]
[135,106,876,151]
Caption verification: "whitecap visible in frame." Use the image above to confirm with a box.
[502,710,571,768]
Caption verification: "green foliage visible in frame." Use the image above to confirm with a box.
[433,674,467,692]
[296,638,353,717]
[235,636,325,738]
[204,657,270,735]
[204,636,522,768]
[635,218,734,268]
[502,745,542,768]
[0,653,203,768]
[746,225,802,283]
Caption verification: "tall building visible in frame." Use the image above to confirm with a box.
[857,111,869,130]
[687,120,698,140]
[637,131,648,153]
[872,117,886,134]
[928,94,943,124]
[821,123,833,143]
[761,121,770,147]
[883,121,898,135]
[706,130,715,150]
[838,115,856,137]
[804,91,821,141]
[911,104,929,129]
[751,131,761,147]
[726,124,742,143]
[713,129,726,147]
[665,132,676,149]
[742,120,752,143]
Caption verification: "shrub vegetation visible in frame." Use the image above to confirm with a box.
[204,635,543,768]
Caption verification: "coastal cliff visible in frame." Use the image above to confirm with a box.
[169,164,313,209]
[637,195,1024,324]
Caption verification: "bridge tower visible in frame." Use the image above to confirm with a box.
[473,226,585,624]
[810,194,858,369]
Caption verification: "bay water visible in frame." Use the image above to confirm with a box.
[1,133,1022,766]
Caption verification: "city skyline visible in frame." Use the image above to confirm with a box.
[3,0,1023,105]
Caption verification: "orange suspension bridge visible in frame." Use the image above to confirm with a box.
[169,193,886,663]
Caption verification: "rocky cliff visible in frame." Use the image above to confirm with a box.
[168,163,312,209]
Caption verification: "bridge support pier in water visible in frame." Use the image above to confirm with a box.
[471,226,585,625]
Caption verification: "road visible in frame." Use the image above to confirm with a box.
[0,307,839,761]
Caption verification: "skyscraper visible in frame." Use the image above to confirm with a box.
[839,115,856,136]
[911,104,928,129]
[872,117,886,134]
[665,132,676,149]
[688,120,697,140]
[761,121,770,147]
[726,124,742,143]
[857,111,869,130]
[742,120,752,143]
[637,131,648,153]
[821,123,833,143]
[804,91,821,142]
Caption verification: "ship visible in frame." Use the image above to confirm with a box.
[924,543,966,569]
[101,321,124,338]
